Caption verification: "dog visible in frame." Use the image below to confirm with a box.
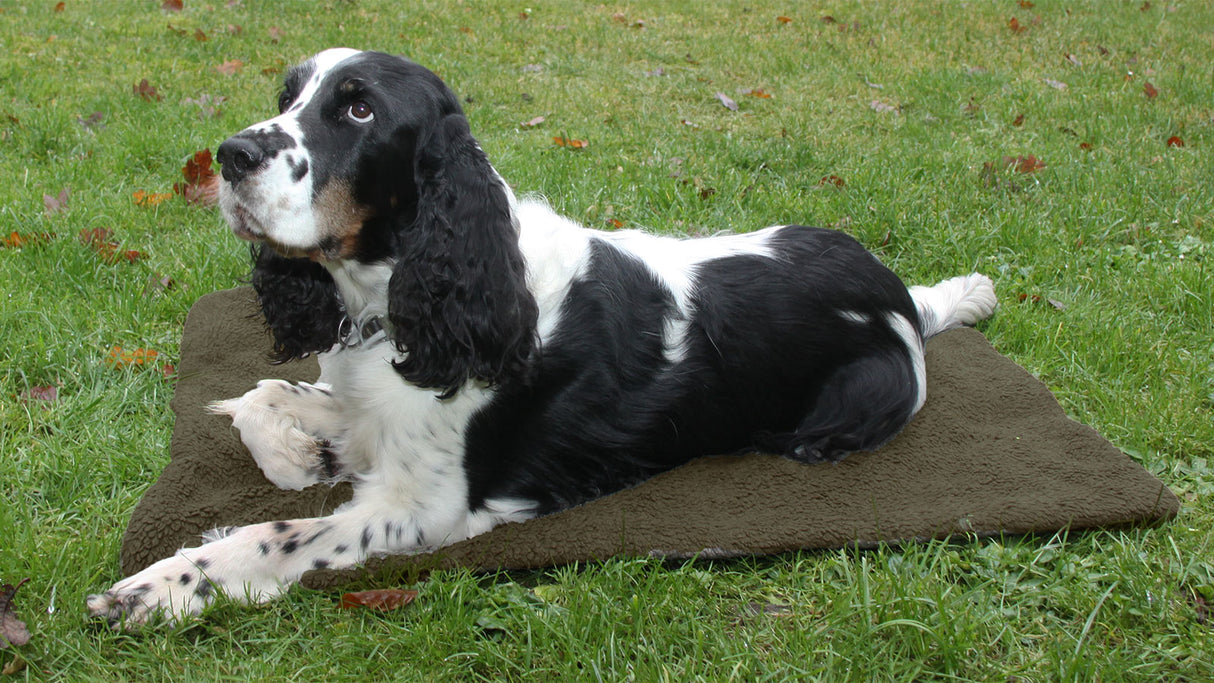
[88,48,996,626]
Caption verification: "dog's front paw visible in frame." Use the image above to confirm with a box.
[209,380,337,490]
[86,554,216,629]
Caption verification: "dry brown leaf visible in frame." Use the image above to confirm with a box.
[1166,135,1184,148]
[216,60,244,76]
[106,347,160,368]
[339,589,418,611]
[1,231,54,248]
[520,116,546,129]
[19,385,59,404]
[715,92,739,111]
[552,135,588,149]
[174,149,219,207]
[133,189,173,207]
[133,79,162,102]
[43,187,70,216]
[0,579,31,649]
[1143,81,1159,99]
[1004,154,1046,173]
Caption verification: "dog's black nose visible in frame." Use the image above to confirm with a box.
[216,137,265,183]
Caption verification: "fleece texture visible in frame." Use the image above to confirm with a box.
[118,287,1179,588]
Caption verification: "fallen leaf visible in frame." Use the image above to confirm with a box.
[143,273,176,297]
[161,363,177,380]
[79,228,142,263]
[77,111,105,129]
[133,189,173,207]
[216,60,244,76]
[174,149,219,207]
[1,231,54,248]
[776,16,792,24]
[161,0,183,10]
[1166,135,1184,147]
[1140,0,1151,10]
[820,15,837,24]
[0,579,31,649]
[1079,142,1093,150]
[1004,154,1046,173]
[339,589,418,611]
[78,227,112,247]
[182,94,225,119]
[19,385,59,404]
[133,79,162,102]
[869,100,898,113]
[715,92,739,111]
[166,23,187,37]
[1018,0,1034,7]
[1065,53,1081,67]
[106,347,160,368]
[1185,585,1209,624]
[43,187,70,216]
[1,656,26,675]
[1008,17,1026,33]
[1012,113,1025,126]
[643,67,665,77]
[607,219,624,229]
[552,135,588,149]
[1047,298,1066,311]
[742,88,772,99]
[519,116,545,129]
[193,28,207,41]
[818,175,846,188]
[268,26,285,43]
[1044,78,1068,90]
[1143,81,1159,99]
[699,186,717,200]
[54,1,65,12]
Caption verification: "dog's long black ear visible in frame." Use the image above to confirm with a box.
[388,112,538,398]
[249,243,343,362]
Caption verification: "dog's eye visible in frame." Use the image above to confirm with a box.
[278,92,294,113]
[346,102,374,123]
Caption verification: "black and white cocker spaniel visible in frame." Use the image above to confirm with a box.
[89,48,996,625]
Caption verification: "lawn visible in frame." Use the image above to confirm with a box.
[1,0,1212,679]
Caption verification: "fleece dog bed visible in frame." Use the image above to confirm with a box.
[119,287,1178,588]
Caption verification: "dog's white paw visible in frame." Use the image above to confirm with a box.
[87,553,217,628]
[209,380,335,490]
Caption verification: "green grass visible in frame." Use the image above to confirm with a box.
[2,0,1212,679]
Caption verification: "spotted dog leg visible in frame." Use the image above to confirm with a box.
[208,379,345,490]
[87,503,438,627]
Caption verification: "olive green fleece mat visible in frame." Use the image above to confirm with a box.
[118,287,1179,587]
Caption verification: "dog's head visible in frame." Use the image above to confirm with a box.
[217,49,537,396]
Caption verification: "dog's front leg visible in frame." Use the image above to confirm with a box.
[208,379,347,489]
[86,504,436,628]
